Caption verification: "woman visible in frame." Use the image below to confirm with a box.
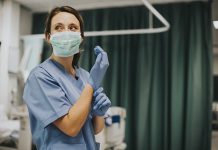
[23,6,111,150]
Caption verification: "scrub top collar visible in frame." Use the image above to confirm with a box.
[48,58,78,77]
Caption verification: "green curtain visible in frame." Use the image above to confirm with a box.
[35,1,212,150]
[79,2,212,150]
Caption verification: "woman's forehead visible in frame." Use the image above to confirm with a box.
[51,12,80,26]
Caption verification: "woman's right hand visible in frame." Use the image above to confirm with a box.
[88,46,109,90]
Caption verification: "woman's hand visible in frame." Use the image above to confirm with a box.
[88,46,109,90]
[91,87,111,116]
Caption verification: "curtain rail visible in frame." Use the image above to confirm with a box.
[21,0,170,39]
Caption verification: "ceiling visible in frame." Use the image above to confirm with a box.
[13,0,207,12]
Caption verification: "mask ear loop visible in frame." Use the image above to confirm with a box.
[48,33,52,40]
[47,33,53,51]
[79,36,85,53]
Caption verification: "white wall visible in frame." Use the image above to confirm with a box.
[0,0,20,113]
[0,0,32,113]
[0,1,2,42]
[0,1,2,69]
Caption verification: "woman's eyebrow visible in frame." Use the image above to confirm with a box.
[69,23,79,27]
[52,23,63,27]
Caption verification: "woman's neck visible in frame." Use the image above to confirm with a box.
[50,54,75,76]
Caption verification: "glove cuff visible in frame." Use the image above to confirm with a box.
[88,77,96,90]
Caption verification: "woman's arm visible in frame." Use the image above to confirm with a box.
[92,116,105,134]
[53,84,93,137]
[54,46,109,137]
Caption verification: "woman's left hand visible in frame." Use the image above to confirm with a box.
[91,87,111,116]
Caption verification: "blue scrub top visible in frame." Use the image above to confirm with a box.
[23,59,99,150]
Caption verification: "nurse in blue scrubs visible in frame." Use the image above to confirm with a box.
[23,6,111,150]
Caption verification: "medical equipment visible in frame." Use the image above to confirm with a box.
[95,106,127,150]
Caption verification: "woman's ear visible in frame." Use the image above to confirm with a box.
[45,33,51,43]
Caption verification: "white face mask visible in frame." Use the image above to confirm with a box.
[50,31,82,57]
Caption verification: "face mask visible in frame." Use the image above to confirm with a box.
[50,31,82,57]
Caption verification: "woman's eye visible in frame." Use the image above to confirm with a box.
[69,26,77,31]
[55,25,63,31]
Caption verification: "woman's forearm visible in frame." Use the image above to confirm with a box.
[54,84,94,136]
[92,116,105,134]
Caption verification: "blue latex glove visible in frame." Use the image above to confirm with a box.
[92,87,111,116]
[88,46,109,90]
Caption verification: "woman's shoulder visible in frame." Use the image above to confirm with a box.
[27,60,53,80]
[27,67,48,81]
